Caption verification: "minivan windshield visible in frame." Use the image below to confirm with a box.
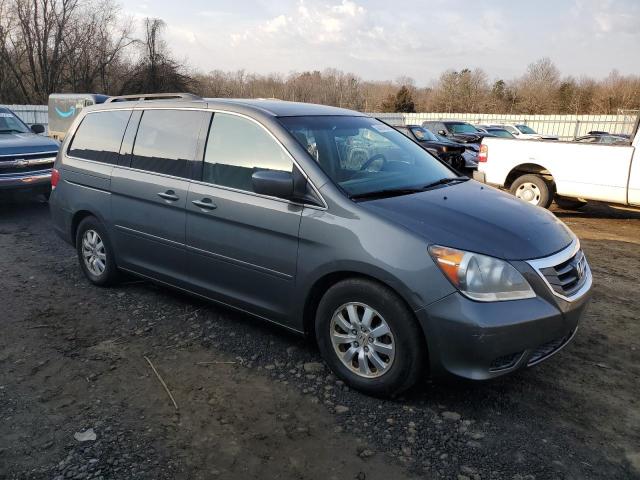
[0,110,30,134]
[279,116,459,198]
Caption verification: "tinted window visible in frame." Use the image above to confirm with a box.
[203,113,293,192]
[69,110,131,163]
[131,109,205,178]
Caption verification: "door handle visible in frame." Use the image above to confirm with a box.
[192,198,217,210]
[158,190,179,201]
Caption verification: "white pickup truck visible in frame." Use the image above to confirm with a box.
[474,120,640,209]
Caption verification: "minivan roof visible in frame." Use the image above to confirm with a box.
[86,97,366,118]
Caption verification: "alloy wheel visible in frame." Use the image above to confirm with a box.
[81,229,106,276]
[330,302,395,378]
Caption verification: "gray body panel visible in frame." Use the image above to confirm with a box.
[185,181,303,322]
[110,167,189,283]
[49,97,592,381]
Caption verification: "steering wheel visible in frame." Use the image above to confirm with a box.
[359,153,387,172]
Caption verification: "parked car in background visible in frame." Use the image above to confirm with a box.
[422,120,493,145]
[0,107,59,198]
[476,126,516,138]
[50,94,592,397]
[475,122,640,209]
[491,124,559,141]
[394,125,469,171]
[575,134,629,144]
[422,120,494,171]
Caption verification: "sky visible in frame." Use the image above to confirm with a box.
[118,0,640,85]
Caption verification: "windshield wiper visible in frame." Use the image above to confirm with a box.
[350,187,426,201]
[422,176,469,189]
[350,177,469,201]
[0,129,25,134]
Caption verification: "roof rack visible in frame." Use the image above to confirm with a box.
[104,93,202,103]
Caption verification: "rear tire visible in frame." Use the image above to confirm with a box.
[315,278,425,397]
[510,174,554,209]
[555,196,587,210]
[75,216,119,286]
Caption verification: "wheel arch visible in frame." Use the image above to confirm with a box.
[505,163,554,188]
[301,270,421,343]
[70,209,102,247]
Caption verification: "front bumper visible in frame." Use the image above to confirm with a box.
[418,291,589,380]
[417,242,592,380]
[0,169,52,191]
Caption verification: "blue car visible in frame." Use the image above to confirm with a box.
[0,107,59,198]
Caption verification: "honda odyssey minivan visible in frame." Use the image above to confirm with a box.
[50,94,592,397]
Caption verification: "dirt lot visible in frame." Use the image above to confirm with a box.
[1,196,639,480]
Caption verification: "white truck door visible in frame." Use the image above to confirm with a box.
[553,143,633,204]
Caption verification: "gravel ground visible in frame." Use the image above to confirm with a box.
[0,195,639,480]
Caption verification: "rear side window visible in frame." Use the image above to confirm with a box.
[68,110,132,164]
[202,113,292,192]
[131,109,205,178]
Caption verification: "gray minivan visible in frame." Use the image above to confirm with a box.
[50,94,592,397]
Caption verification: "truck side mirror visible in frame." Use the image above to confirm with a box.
[438,130,447,136]
[31,124,45,134]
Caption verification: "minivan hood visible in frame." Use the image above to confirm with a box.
[0,133,59,155]
[360,180,574,261]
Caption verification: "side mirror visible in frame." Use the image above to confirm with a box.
[438,130,447,136]
[252,170,293,199]
[31,124,45,134]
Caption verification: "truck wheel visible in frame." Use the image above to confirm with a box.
[510,174,554,209]
[315,278,425,398]
[555,196,587,210]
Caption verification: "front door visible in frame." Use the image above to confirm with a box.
[185,112,303,324]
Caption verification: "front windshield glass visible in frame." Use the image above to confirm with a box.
[410,127,438,142]
[488,129,514,138]
[447,123,479,134]
[0,110,30,134]
[516,124,537,134]
[279,116,457,198]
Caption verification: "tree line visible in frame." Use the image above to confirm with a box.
[1,0,639,115]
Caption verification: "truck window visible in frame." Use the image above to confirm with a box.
[68,110,132,164]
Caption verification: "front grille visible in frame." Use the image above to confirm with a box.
[539,250,588,297]
[527,330,574,365]
[0,151,57,175]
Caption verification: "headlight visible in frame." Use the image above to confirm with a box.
[429,245,535,302]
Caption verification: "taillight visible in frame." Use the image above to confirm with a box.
[478,144,488,162]
[51,168,60,189]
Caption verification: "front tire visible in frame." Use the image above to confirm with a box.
[75,216,119,286]
[510,174,554,208]
[315,278,425,397]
